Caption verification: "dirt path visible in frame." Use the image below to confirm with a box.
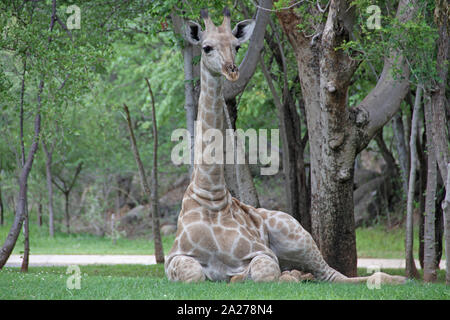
[4,255,446,269]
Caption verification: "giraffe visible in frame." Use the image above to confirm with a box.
[164,8,406,285]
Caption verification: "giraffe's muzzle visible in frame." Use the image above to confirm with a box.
[222,63,239,82]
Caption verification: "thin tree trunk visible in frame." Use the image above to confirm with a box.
[418,127,427,269]
[145,78,165,264]
[423,98,437,282]
[430,0,449,184]
[42,141,55,237]
[19,54,29,272]
[64,192,70,234]
[405,85,422,279]
[52,162,83,235]
[183,45,196,175]
[0,185,4,226]
[392,112,410,198]
[37,193,43,227]
[0,79,43,269]
[442,164,450,284]
[123,102,164,264]
[21,200,29,272]
[171,14,197,176]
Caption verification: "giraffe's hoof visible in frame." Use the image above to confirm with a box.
[289,269,315,282]
[279,272,298,283]
[230,274,246,283]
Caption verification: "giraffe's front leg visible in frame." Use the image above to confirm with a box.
[248,254,281,282]
[165,255,206,283]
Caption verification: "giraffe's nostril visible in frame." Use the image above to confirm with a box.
[224,63,237,73]
[222,63,240,81]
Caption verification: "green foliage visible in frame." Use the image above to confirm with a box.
[340,0,438,87]
[294,1,327,35]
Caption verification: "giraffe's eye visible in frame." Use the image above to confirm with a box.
[203,45,213,54]
[235,45,241,52]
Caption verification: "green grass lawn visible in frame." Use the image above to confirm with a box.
[0,264,448,300]
[356,225,424,259]
[2,216,442,259]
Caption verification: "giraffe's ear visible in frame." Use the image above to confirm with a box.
[232,19,255,44]
[184,21,203,45]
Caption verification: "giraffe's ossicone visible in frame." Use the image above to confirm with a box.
[165,8,406,285]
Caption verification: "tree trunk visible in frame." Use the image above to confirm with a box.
[423,98,437,282]
[124,102,164,264]
[0,185,4,226]
[434,186,444,270]
[64,192,70,234]
[443,164,450,284]
[430,0,449,185]
[429,0,449,284]
[405,85,422,279]
[0,86,42,269]
[145,77,165,264]
[392,112,410,197]
[21,202,29,272]
[37,194,43,227]
[42,141,55,237]
[279,93,310,231]
[171,14,198,177]
[418,125,427,269]
[276,0,417,276]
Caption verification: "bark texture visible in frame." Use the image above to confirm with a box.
[276,0,417,276]
[423,98,437,282]
[443,164,450,284]
[430,0,449,284]
[405,85,422,279]
[42,140,55,237]
[0,185,3,226]
[392,112,410,197]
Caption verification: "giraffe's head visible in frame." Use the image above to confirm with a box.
[184,8,255,82]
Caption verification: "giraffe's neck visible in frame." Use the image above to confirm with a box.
[190,61,229,211]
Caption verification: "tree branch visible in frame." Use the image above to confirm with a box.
[223,0,272,100]
[356,0,418,149]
